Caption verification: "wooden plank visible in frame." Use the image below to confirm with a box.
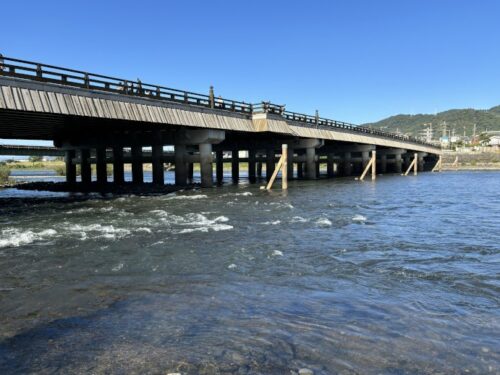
[55,93,69,114]
[39,91,52,112]
[0,87,5,109]
[11,87,25,110]
[85,97,98,117]
[30,90,44,112]
[47,92,61,113]
[20,89,35,111]
[63,94,77,115]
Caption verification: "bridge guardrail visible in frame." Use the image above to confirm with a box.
[0,55,438,148]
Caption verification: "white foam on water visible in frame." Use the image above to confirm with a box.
[352,214,367,222]
[262,220,281,225]
[111,263,124,272]
[224,191,253,197]
[67,224,131,240]
[165,194,208,200]
[0,228,58,248]
[176,214,233,234]
[316,217,332,227]
[228,263,237,269]
[135,227,152,233]
[272,250,284,257]
[291,216,309,223]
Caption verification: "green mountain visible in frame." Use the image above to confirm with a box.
[363,105,500,137]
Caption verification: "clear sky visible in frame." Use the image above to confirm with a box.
[1,0,499,131]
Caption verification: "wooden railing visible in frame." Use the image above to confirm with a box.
[0,55,438,148]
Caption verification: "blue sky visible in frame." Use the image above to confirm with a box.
[1,0,499,146]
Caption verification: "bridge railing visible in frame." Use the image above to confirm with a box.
[0,56,253,114]
[0,55,436,148]
[252,101,430,146]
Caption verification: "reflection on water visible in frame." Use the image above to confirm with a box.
[0,171,499,374]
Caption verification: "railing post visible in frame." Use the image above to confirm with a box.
[84,73,90,88]
[36,64,43,79]
[209,86,215,109]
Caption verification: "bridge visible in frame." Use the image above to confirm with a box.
[0,55,441,189]
[0,144,65,157]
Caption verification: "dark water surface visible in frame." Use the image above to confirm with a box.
[0,171,499,374]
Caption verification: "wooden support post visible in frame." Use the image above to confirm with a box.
[432,155,442,172]
[282,144,288,190]
[404,153,418,176]
[371,150,376,180]
[265,144,288,191]
[359,151,376,181]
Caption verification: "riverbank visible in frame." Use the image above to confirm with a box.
[441,151,500,170]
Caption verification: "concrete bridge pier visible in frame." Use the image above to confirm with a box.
[418,153,427,172]
[248,149,256,183]
[379,154,387,174]
[113,146,124,185]
[266,148,275,181]
[174,129,225,188]
[199,143,213,188]
[305,147,316,179]
[343,152,352,176]
[287,147,294,179]
[256,160,263,178]
[297,162,304,179]
[395,153,403,174]
[65,150,76,184]
[362,151,371,171]
[131,146,144,184]
[216,150,223,184]
[327,154,334,178]
[96,147,107,185]
[175,144,188,186]
[232,149,239,183]
[152,143,164,185]
[80,149,92,185]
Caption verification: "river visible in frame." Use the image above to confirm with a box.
[0,171,499,374]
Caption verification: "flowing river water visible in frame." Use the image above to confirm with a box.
[0,171,499,374]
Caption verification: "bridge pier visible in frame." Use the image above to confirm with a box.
[199,143,213,188]
[96,147,107,184]
[266,148,275,181]
[343,152,352,176]
[327,154,334,178]
[175,144,188,186]
[305,147,316,179]
[395,153,403,174]
[297,162,304,178]
[232,149,239,183]
[80,149,92,185]
[131,146,143,184]
[65,150,76,184]
[256,160,263,178]
[379,154,387,174]
[113,146,124,184]
[248,149,256,183]
[152,144,164,185]
[216,150,224,184]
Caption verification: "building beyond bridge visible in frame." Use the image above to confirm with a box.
[0,55,441,189]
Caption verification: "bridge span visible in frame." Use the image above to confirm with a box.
[0,55,441,188]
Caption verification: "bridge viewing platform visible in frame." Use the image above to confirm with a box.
[0,55,441,189]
